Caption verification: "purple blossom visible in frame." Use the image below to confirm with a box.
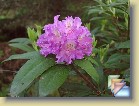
[37,15,93,64]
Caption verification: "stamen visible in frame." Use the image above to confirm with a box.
[66,42,75,50]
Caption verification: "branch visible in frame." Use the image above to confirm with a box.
[71,64,101,96]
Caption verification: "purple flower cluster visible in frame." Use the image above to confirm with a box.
[37,15,93,64]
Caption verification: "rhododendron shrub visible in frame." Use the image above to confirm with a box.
[3,15,100,97]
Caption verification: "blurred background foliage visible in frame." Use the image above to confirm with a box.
[0,0,94,41]
[0,0,130,97]
[85,0,130,76]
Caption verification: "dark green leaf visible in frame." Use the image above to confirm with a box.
[94,0,106,6]
[9,38,31,44]
[88,9,104,15]
[104,62,129,69]
[95,66,105,89]
[90,17,105,21]
[10,57,55,97]
[91,27,100,35]
[86,56,99,66]
[74,59,99,84]
[3,51,40,62]
[115,40,130,49]
[9,43,34,52]
[109,2,126,7]
[39,65,70,96]
[104,53,130,69]
[61,83,91,91]
[105,53,130,64]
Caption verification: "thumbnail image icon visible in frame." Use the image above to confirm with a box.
[108,75,130,97]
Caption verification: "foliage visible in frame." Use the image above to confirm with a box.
[84,0,130,90]
[85,0,130,71]
[3,22,100,97]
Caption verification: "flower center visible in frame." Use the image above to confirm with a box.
[54,29,60,37]
[67,22,71,28]
[66,42,75,51]
[65,20,73,29]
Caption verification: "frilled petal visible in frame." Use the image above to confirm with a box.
[74,17,82,29]
[54,15,60,25]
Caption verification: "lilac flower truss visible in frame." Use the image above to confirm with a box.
[37,15,93,64]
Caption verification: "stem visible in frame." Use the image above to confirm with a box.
[71,64,101,96]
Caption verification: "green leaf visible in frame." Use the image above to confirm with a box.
[61,83,91,92]
[85,23,90,31]
[95,66,105,90]
[104,62,129,69]
[108,2,126,7]
[9,43,34,52]
[35,24,42,36]
[104,53,130,69]
[27,27,37,41]
[39,65,70,96]
[86,56,99,66]
[90,17,105,21]
[32,41,38,51]
[105,53,130,64]
[88,9,104,15]
[115,40,130,49]
[10,57,55,97]
[91,27,100,35]
[9,38,31,44]
[3,51,40,62]
[94,0,106,6]
[74,59,99,84]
